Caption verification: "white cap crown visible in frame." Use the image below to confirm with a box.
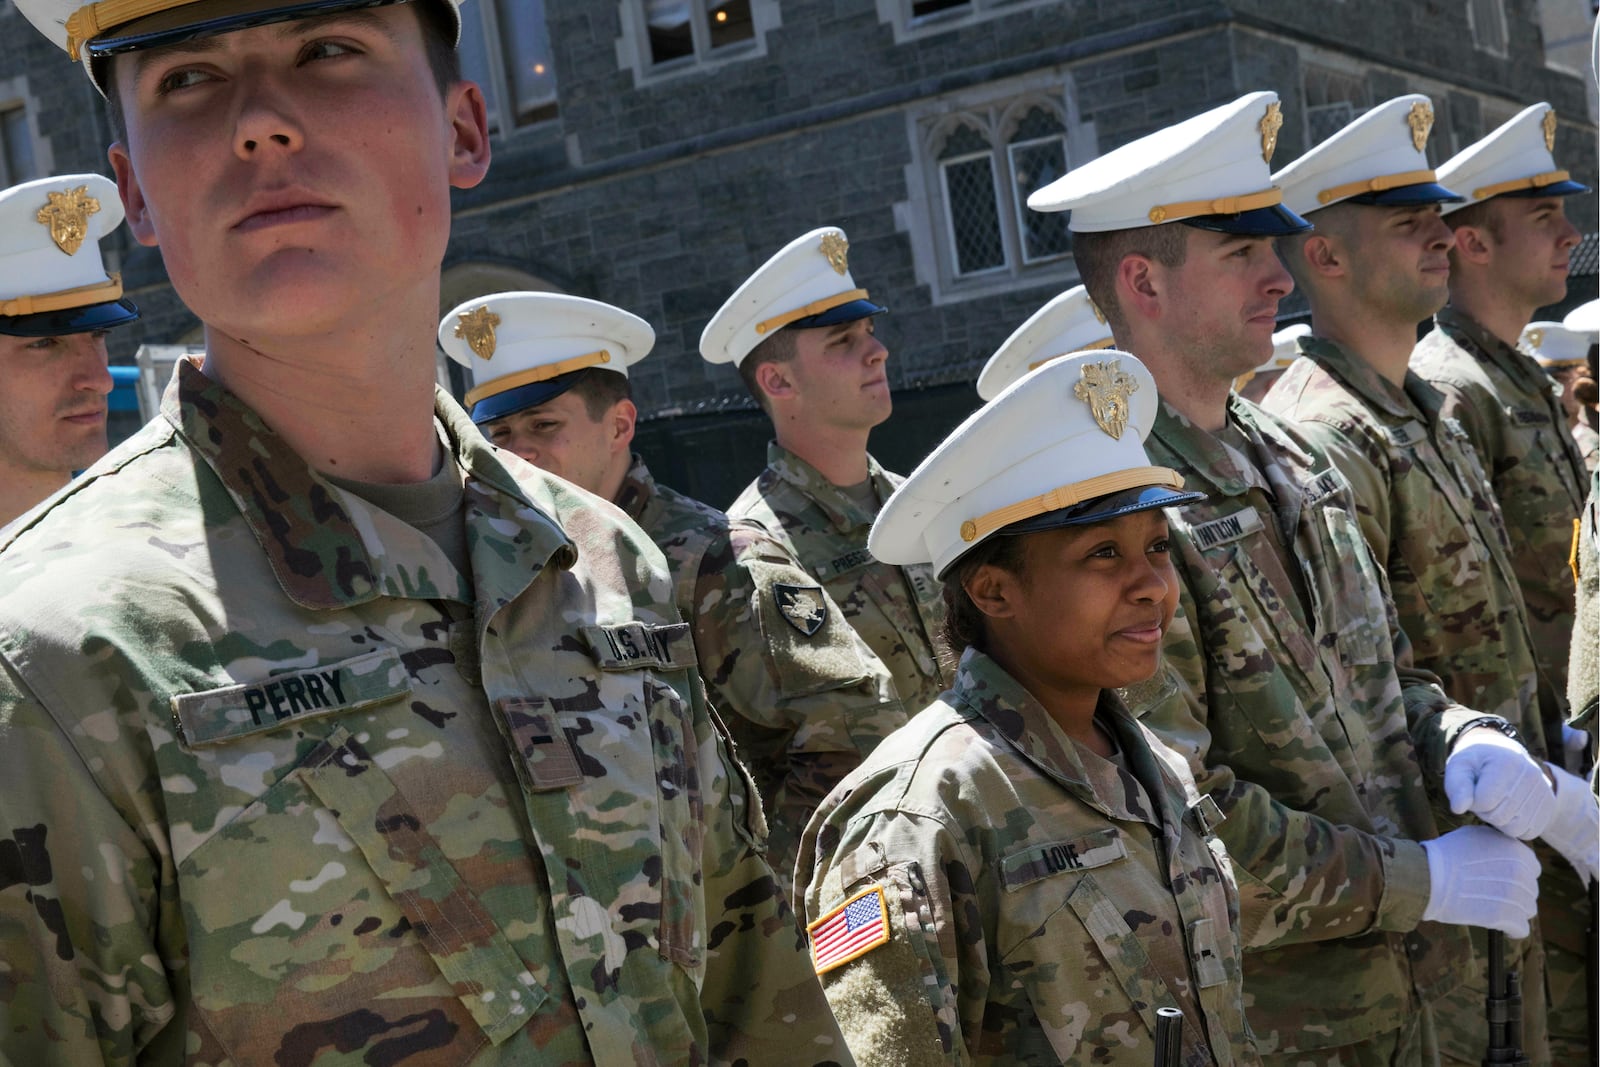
[0,173,124,307]
[976,285,1114,400]
[1273,95,1457,215]
[1438,103,1583,215]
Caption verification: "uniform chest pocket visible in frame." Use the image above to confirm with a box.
[176,724,544,1061]
[505,674,708,979]
[1302,481,1385,669]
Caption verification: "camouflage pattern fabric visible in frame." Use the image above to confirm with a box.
[1574,421,1599,473]
[729,443,951,715]
[1261,337,1562,1065]
[1127,398,1485,1062]
[1412,307,1587,714]
[0,359,851,1066]
[799,649,1257,1067]
[615,455,907,882]
[1573,466,1600,744]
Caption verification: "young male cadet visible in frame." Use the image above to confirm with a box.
[0,2,849,1063]
[1028,90,1547,1066]
[703,228,951,716]
[440,290,907,881]
[1520,318,1599,468]
[1264,94,1599,1066]
[1408,107,1595,1063]
[973,283,1113,400]
[0,173,138,527]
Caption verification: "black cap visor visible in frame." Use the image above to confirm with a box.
[0,297,139,337]
[785,297,887,332]
[1347,181,1465,207]
[1181,202,1312,237]
[938,483,1206,579]
[86,0,414,60]
[470,367,590,426]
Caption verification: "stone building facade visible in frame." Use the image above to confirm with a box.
[0,0,1594,502]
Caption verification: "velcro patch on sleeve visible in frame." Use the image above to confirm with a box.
[580,621,696,671]
[809,884,891,974]
[1000,828,1127,890]
[171,648,410,749]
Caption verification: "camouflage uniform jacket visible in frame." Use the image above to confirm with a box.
[0,360,850,1066]
[1412,307,1587,709]
[1572,465,1600,742]
[729,442,951,714]
[1263,336,1553,757]
[798,650,1257,1067]
[615,454,907,881]
[1130,399,1481,1057]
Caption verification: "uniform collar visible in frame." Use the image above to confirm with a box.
[1435,305,1551,393]
[1298,334,1416,421]
[613,453,658,524]
[766,440,893,533]
[1149,397,1298,500]
[162,357,574,612]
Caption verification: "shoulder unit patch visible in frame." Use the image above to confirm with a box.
[773,582,828,636]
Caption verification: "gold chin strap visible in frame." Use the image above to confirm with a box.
[1473,170,1571,202]
[465,349,612,409]
[958,466,1187,543]
[1146,187,1282,225]
[1316,169,1439,205]
[65,0,193,60]
[1026,337,1115,372]
[0,274,123,317]
[755,288,870,336]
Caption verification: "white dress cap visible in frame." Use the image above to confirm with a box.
[700,226,886,369]
[1026,91,1310,236]
[1520,320,1594,369]
[0,172,139,336]
[872,349,1199,577]
[975,285,1114,400]
[1437,103,1588,216]
[14,0,461,92]
[438,291,654,426]
[1565,299,1600,333]
[1273,95,1463,216]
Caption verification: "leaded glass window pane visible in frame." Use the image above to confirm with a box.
[1009,136,1071,262]
[941,154,1005,275]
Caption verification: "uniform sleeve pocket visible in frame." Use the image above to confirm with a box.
[747,559,874,696]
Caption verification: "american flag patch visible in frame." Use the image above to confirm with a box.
[808,885,890,975]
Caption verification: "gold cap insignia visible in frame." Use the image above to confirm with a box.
[35,185,100,257]
[454,306,501,361]
[1406,102,1433,153]
[1525,328,1544,348]
[1259,102,1284,164]
[1089,297,1107,324]
[1542,109,1557,152]
[819,231,849,275]
[1073,359,1139,440]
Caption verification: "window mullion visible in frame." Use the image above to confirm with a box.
[690,0,711,58]
[478,2,512,133]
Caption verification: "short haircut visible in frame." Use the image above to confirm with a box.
[568,368,633,421]
[737,327,799,415]
[1071,224,1188,334]
[1276,202,1359,291]
[1442,198,1506,269]
[939,532,1028,660]
[103,0,462,144]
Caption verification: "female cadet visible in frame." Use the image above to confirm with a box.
[795,349,1258,1067]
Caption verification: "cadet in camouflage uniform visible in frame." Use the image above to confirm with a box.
[1033,92,1548,1065]
[801,350,1258,1067]
[0,2,849,1063]
[701,228,951,715]
[1409,104,1595,1064]
[1265,96,1600,1065]
[1570,301,1600,746]
[441,290,906,880]
[0,173,139,528]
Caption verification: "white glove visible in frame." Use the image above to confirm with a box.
[1561,723,1592,770]
[1443,726,1555,839]
[1421,825,1541,938]
[1539,763,1599,887]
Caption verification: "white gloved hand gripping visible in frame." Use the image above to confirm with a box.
[1539,762,1599,887]
[1420,825,1541,938]
[1443,726,1555,840]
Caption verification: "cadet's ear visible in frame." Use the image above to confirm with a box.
[445,81,491,191]
[963,562,1018,621]
[1301,233,1344,278]
[755,361,796,403]
[1116,254,1160,321]
[608,398,638,452]
[1451,224,1493,267]
[109,142,159,248]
